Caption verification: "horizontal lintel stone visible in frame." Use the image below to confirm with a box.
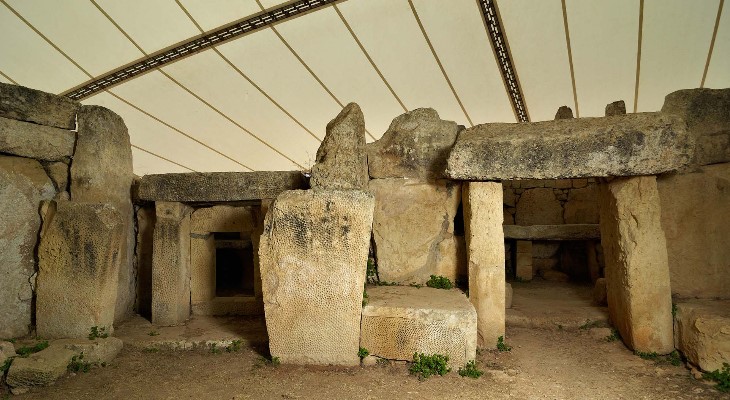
[0,83,79,130]
[503,224,600,240]
[446,112,693,180]
[137,171,307,202]
[0,116,75,161]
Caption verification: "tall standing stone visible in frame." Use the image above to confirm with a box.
[152,202,192,326]
[463,182,505,348]
[72,105,134,322]
[0,156,56,338]
[259,190,374,365]
[599,176,673,353]
[37,201,123,338]
[310,103,368,190]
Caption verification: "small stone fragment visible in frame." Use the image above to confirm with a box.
[554,106,574,120]
[605,100,627,116]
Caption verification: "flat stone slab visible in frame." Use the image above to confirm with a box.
[52,337,123,364]
[138,171,307,202]
[0,117,75,161]
[360,286,477,368]
[674,299,730,372]
[446,113,693,180]
[6,345,75,388]
[0,83,79,130]
[503,224,600,240]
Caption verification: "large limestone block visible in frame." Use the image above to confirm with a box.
[72,105,135,322]
[515,188,563,225]
[0,156,56,338]
[657,164,730,298]
[446,113,693,180]
[367,108,460,179]
[599,176,674,353]
[360,286,477,368]
[52,337,124,364]
[135,206,155,319]
[515,241,533,281]
[0,117,75,161]
[661,88,730,166]
[463,182,505,348]
[674,300,730,372]
[0,82,79,129]
[6,346,76,388]
[369,178,464,284]
[310,103,368,190]
[259,190,374,366]
[37,201,123,338]
[138,171,307,202]
[152,202,192,326]
[564,185,600,224]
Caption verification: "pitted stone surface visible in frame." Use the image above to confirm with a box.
[0,156,56,338]
[72,105,135,322]
[446,113,693,180]
[152,202,192,326]
[599,176,673,354]
[0,82,79,129]
[37,201,123,338]
[674,300,730,372]
[360,286,476,368]
[605,101,627,116]
[138,171,307,202]
[367,108,459,180]
[0,117,75,161]
[52,337,123,364]
[661,88,730,166]
[6,346,75,388]
[310,103,368,190]
[369,178,464,284]
[259,190,374,366]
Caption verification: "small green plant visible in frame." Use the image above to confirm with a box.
[409,353,450,380]
[16,340,49,357]
[1,357,13,372]
[672,303,678,318]
[358,347,369,360]
[270,356,280,366]
[88,326,109,340]
[497,336,511,352]
[579,320,602,330]
[3,338,16,344]
[366,258,378,284]
[605,329,621,342]
[376,281,399,286]
[376,358,391,367]
[148,330,159,336]
[67,353,93,373]
[703,362,730,392]
[458,360,483,378]
[225,340,242,353]
[426,275,453,289]
[362,288,369,307]
[635,351,659,360]
[409,283,423,289]
[667,350,682,366]
[209,343,222,354]
[557,324,564,330]
[143,347,159,353]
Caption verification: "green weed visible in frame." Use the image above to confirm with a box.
[672,303,678,318]
[458,360,483,378]
[409,283,423,289]
[209,343,222,354]
[143,347,159,353]
[426,275,453,290]
[579,320,602,330]
[1,357,13,372]
[16,341,49,357]
[88,326,109,340]
[366,258,378,284]
[409,353,450,380]
[148,330,159,336]
[635,351,659,360]
[358,347,369,360]
[67,353,93,373]
[362,288,369,307]
[605,329,621,342]
[703,362,730,392]
[497,336,511,352]
[225,340,243,353]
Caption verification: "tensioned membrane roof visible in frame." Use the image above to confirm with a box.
[1,0,728,176]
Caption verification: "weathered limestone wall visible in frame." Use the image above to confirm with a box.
[599,176,674,353]
[151,201,192,326]
[463,182,505,348]
[657,163,730,299]
[259,190,374,365]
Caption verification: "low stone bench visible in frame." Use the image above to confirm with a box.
[360,286,477,368]
[674,299,730,372]
[503,224,600,240]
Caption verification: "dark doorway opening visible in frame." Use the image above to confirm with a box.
[214,233,255,297]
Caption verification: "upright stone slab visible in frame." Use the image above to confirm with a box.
[310,103,368,190]
[661,88,730,166]
[367,108,460,180]
[0,82,79,129]
[72,105,135,322]
[0,156,56,338]
[0,117,76,161]
[599,176,673,353]
[463,182,505,348]
[259,190,374,365]
[515,240,533,281]
[446,113,693,180]
[37,201,123,338]
[369,178,465,284]
[152,202,192,326]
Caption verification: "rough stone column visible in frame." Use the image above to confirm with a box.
[599,176,674,354]
[515,240,533,281]
[152,201,192,326]
[463,182,505,348]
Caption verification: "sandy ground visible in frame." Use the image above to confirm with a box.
[4,324,726,400]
